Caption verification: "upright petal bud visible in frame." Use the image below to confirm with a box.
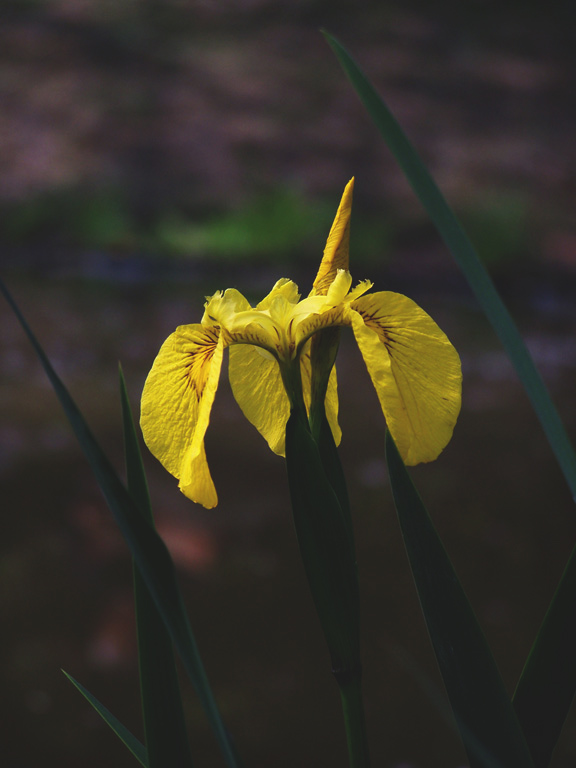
[311,178,354,296]
[308,178,355,434]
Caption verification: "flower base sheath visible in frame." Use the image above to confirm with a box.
[141,179,462,508]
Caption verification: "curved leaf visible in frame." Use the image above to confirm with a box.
[120,370,194,768]
[63,671,148,767]
[0,279,241,768]
[386,432,534,768]
[323,30,576,502]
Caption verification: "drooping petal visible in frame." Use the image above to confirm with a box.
[311,178,354,296]
[140,324,224,508]
[228,343,291,455]
[179,440,218,510]
[350,292,461,464]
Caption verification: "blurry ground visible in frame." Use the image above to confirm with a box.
[2,2,576,767]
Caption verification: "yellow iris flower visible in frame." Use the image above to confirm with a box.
[141,179,462,508]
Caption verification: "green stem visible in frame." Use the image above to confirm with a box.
[282,351,370,768]
[339,676,371,768]
[279,358,307,416]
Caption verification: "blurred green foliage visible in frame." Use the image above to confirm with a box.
[0,185,397,268]
[2,189,132,250]
[155,188,329,261]
[1,182,532,271]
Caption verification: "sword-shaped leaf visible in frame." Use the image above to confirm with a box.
[513,541,576,768]
[324,33,576,763]
[120,369,194,768]
[63,671,148,767]
[386,432,534,768]
[0,279,241,768]
[323,31,576,502]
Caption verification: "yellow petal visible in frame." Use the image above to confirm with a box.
[350,293,461,464]
[257,278,300,309]
[179,440,218,509]
[228,343,291,455]
[325,365,342,446]
[229,336,342,456]
[225,312,280,349]
[301,341,342,446]
[346,279,373,303]
[140,324,224,508]
[311,178,354,296]
[325,269,353,305]
[293,303,348,351]
[203,288,251,327]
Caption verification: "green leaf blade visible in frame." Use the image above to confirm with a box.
[63,671,148,767]
[513,541,576,768]
[120,370,194,768]
[323,30,576,504]
[0,279,241,768]
[385,432,534,768]
[285,410,360,675]
[324,35,576,761]
[285,409,369,768]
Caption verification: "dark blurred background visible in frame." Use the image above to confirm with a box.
[2,1,576,767]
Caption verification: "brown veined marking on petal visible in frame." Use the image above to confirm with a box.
[353,305,408,356]
[286,317,297,359]
[290,305,347,360]
[183,326,220,398]
[353,302,422,453]
[226,327,280,359]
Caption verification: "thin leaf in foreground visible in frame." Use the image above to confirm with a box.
[323,32,576,764]
[0,278,240,768]
[63,671,148,767]
[513,539,576,768]
[385,432,534,768]
[323,30,576,504]
[120,370,194,768]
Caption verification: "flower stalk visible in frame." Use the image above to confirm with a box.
[340,676,371,768]
[284,382,369,767]
[285,405,360,676]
